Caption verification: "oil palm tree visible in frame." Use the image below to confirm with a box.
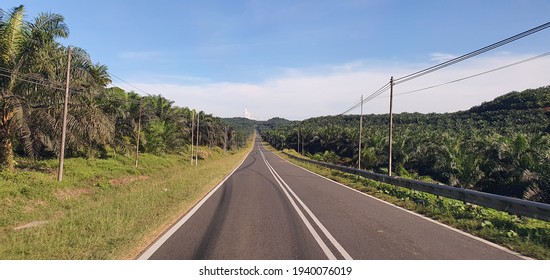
[0,6,69,170]
[98,87,135,156]
[22,45,114,159]
[1,5,114,169]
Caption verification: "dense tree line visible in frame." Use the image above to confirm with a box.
[0,5,244,172]
[97,88,247,158]
[221,117,257,146]
[260,86,550,203]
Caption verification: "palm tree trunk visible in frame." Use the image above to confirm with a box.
[0,138,15,171]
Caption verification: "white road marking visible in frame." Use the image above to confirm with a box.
[260,145,353,260]
[137,148,252,260]
[272,169,354,260]
[276,152,532,260]
[259,148,336,260]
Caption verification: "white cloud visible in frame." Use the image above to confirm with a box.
[243,108,253,119]
[120,52,550,120]
[430,52,457,63]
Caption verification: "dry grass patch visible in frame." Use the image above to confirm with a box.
[23,200,49,213]
[53,188,93,201]
[110,175,149,187]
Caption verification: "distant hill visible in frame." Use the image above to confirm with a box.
[222,117,294,132]
[258,85,550,201]
[222,117,257,130]
[227,86,550,137]
[469,85,550,113]
[261,117,293,129]
[222,117,257,142]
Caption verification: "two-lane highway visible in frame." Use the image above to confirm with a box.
[139,137,526,260]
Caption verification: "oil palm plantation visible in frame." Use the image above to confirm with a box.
[0,5,69,170]
[1,5,113,170]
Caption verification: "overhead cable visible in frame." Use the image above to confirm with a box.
[396,51,550,96]
[340,82,390,115]
[394,21,550,85]
[108,72,154,97]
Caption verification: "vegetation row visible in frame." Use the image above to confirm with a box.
[0,5,252,173]
[260,86,550,204]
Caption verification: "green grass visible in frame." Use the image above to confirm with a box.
[0,144,252,259]
[272,147,550,260]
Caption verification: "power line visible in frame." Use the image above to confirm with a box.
[394,21,550,85]
[1,69,213,115]
[340,96,363,115]
[340,82,390,115]
[0,66,121,99]
[0,67,148,106]
[395,51,550,97]
[363,82,391,103]
[108,72,154,97]
[1,68,218,126]
[0,71,68,93]
[0,70,141,104]
[340,22,550,114]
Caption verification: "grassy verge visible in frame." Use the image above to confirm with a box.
[268,146,550,260]
[0,144,252,259]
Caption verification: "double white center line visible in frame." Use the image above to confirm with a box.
[259,145,353,260]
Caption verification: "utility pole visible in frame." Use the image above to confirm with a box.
[190,110,194,164]
[358,94,363,170]
[135,97,142,167]
[388,76,394,176]
[297,128,300,154]
[223,125,228,153]
[195,112,200,165]
[57,46,71,182]
[301,130,304,156]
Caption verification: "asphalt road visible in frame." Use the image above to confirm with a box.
[139,137,526,260]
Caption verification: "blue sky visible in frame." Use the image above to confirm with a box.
[3,0,550,119]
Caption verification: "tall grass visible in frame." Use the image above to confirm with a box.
[0,144,252,259]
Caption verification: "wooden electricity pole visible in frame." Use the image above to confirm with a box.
[135,97,142,167]
[301,130,304,156]
[190,110,195,164]
[195,112,200,165]
[388,76,394,176]
[57,47,71,182]
[223,125,228,153]
[358,94,363,170]
[299,129,301,154]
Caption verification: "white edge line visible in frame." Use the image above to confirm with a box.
[137,147,253,260]
[260,146,353,260]
[272,150,532,260]
[277,173,354,260]
[259,147,337,260]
